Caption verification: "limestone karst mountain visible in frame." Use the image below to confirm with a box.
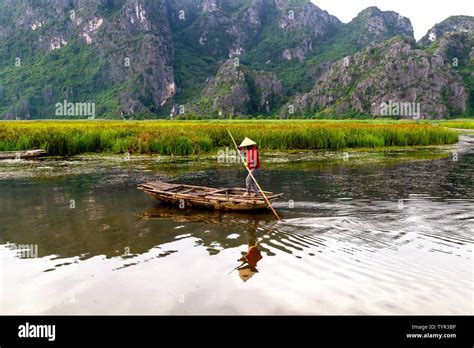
[0,0,472,119]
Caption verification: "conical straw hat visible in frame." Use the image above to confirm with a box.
[239,137,257,147]
[238,267,257,282]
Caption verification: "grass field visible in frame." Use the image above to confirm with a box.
[0,120,459,156]
[439,120,474,129]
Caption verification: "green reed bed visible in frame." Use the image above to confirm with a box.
[0,121,459,156]
[439,121,474,129]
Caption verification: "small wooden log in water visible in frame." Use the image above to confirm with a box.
[0,149,47,160]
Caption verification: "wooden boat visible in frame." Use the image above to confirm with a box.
[138,181,283,211]
[0,149,47,160]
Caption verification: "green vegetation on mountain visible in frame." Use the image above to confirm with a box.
[0,41,113,118]
[0,0,472,119]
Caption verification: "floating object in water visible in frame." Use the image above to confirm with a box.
[138,181,283,212]
[0,149,47,160]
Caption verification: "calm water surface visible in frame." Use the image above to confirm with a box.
[0,135,472,314]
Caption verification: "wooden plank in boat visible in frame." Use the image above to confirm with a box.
[140,183,182,192]
[179,187,203,194]
[195,188,228,196]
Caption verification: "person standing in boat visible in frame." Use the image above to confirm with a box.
[239,137,260,197]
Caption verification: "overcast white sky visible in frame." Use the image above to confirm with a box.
[312,0,474,40]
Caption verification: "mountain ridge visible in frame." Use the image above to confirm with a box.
[0,0,472,119]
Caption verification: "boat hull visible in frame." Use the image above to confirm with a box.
[138,181,282,212]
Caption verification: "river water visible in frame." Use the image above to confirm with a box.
[0,134,472,314]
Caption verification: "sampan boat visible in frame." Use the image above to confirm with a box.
[138,181,283,212]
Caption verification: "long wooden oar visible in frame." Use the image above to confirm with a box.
[228,131,281,221]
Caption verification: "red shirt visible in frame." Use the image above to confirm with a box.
[246,145,260,169]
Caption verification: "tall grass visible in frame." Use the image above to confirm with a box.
[0,120,459,156]
[440,121,474,129]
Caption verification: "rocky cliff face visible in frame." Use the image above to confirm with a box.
[0,0,176,118]
[248,70,285,113]
[419,16,474,45]
[168,0,269,59]
[104,1,176,116]
[171,2,416,118]
[269,0,342,62]
[0,0,343,118]
[197,60,252,116]
[278,14,474,120]
[0,0,472,119]
[281,37,469,119]
[168,0,341,62]
[181,59,283,117]
[329,7,414,50]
